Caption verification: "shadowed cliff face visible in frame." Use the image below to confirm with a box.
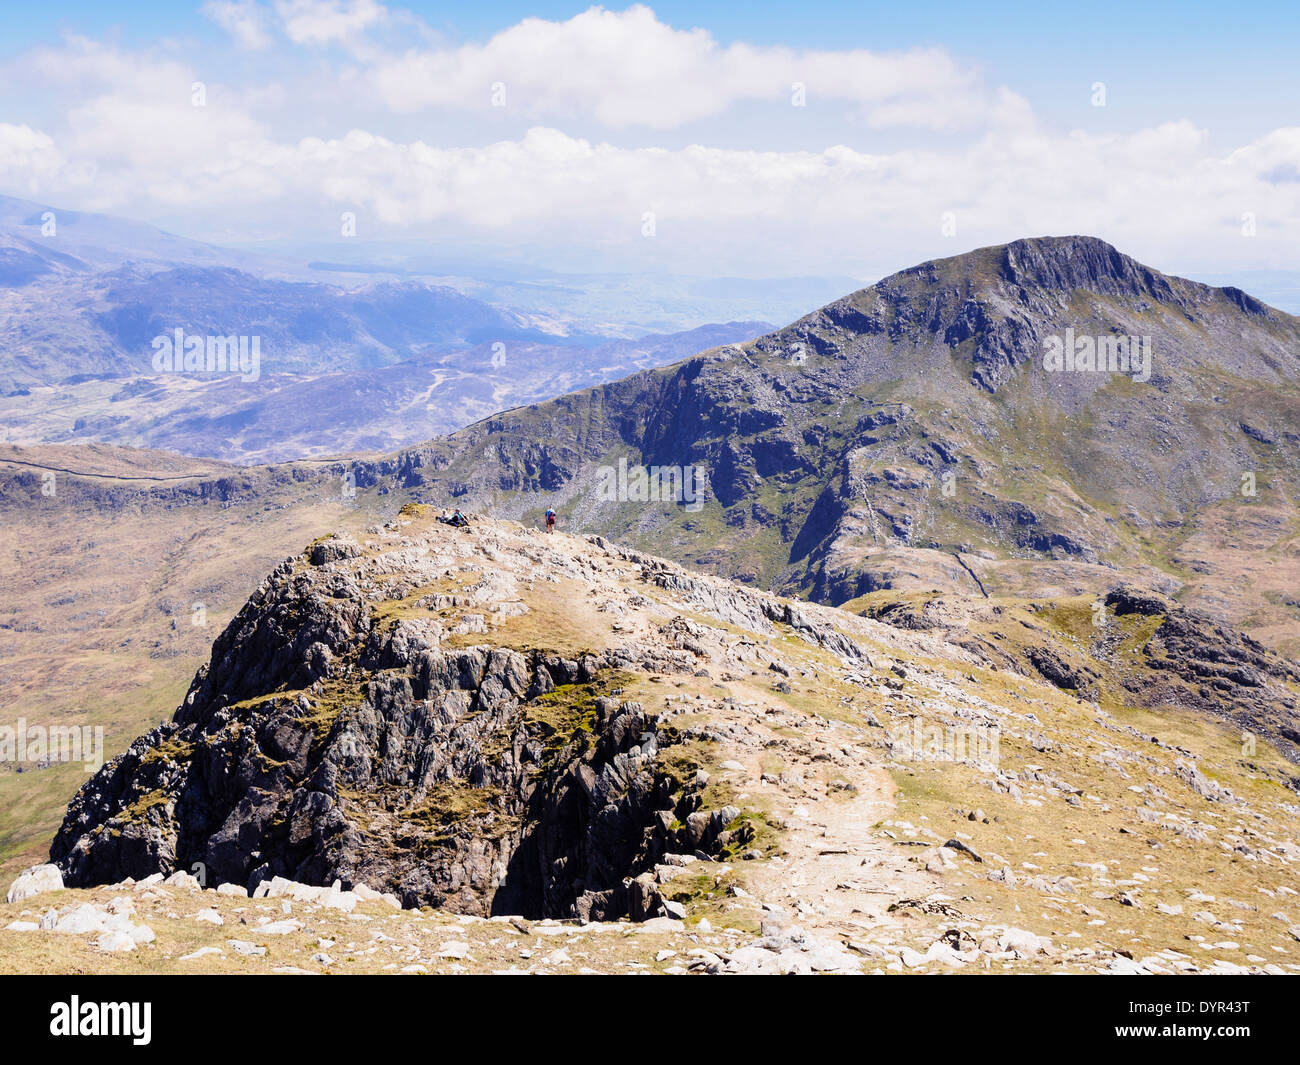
[329,237,1300,653]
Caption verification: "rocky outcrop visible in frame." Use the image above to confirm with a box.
[1025,645,1100,697]
[603,540,870,665]
[860,586,1300,767]
[49,528,756,920]
[1106,589,1300,762]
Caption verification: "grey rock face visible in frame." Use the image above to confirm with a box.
[1105,588,1300,762]
[49,541,752,921]
[309,536,362,566]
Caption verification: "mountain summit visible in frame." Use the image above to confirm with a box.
[340,237,1299,655]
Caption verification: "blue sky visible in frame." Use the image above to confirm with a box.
[7,0,1296,141]
[0,1,1296,280]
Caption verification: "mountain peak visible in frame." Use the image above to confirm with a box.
[997,235,1165,297]
[875,234,1279,321]
[874,234,1169,303]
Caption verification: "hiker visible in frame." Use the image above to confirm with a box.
[438,508,471,529]
[545,507,556,533]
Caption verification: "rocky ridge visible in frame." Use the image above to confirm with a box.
[6,509,1299,974]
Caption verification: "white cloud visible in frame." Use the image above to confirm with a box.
[1226,127,1300,185]
[369,5,1011,131]
[20,35,193,94]
[17,115,1295,274]
[64,93,267,175]
[274,0,387,47]
[0,124,67,194]
[204,1,274,50]
[1,14,1298,276]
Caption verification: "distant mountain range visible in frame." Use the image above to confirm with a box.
[0,321,770,462]
[0,195,581,389]
[0,194,772,459]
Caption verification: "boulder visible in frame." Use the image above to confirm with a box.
[6,864,63,904]
[309,537,362,566]
[96,930,137,953]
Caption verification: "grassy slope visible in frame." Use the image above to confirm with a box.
[0,473,390,880]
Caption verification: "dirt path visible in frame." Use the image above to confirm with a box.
[719,708,935,946]
[0,457,216,483]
